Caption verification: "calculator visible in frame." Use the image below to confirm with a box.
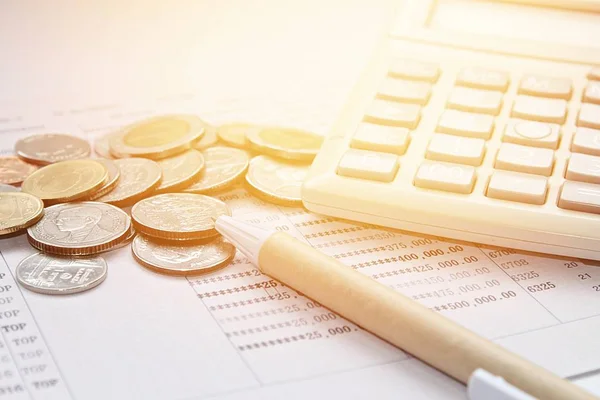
[302,0,600,261]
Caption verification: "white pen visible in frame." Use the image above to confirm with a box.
[215,215,594,400]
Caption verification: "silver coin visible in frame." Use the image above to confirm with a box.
[0,184,19,192]
[27,201,131,256]
[16,253,107,295]
[132,235,235,276]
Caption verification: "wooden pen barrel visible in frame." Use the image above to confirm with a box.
[259,233,596,400]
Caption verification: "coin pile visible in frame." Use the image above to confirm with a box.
[0,114,323,295]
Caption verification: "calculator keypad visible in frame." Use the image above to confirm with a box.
[583,81,600,105]
[337,149,399,182]
[437,110,495,139]
[578,103,600,129]
[388,59,439,83]
[447,87,503,115]
[511,95,567,124]
[503,120,560,149]
[414,161,476,194]
[364,99,421,129]
[426,134,485,166]
[571,127,600,156]
[495,143,554,176]
[351,123,410,155]
[377,77,431,105]
[456,67,509,91]
[487,171,548,205]
[558,181,600,214]
[518,75,572,100]
[337,57,600,220]
[566,153,600,184]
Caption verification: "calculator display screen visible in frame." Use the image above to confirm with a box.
[429,0,600,49]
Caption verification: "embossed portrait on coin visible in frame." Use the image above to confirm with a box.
[48,206,113,243]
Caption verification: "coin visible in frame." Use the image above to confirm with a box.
[95,158,162,207]
[245,155,308,206]
[0,184,19,192]
[16,253,107,295]
[217,123,261,148]
[21,159,108,205]
[84,158,120,200]
[131,193,230,240]
[99,226,136,253]
[93,133,116,159]
[15,133,91,165]
[247,127,323,161]
[193,124,219,150]
[109,115,205,159]
[27,201,131,256]
[184,147,249,194]
[155,149,205,194]
[0,156,38,186]
[132,235,235,276]
[0,193,44,236]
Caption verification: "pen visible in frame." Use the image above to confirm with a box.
[214,215,595,400]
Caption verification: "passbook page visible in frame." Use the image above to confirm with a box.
[1,1,599,399]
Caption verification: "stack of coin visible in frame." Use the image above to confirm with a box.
[215,123,320,205]
[130,193,235,275]
[2,112,324,293]
[13,201,132,295]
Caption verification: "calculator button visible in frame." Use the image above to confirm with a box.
[377,77,431,105]
[426,134,485,166]
[495,143,554,176]
[518,75,572,100]
[388,59,439,83]
[337,149,399,182]
[351,123,410,155]
[558,181,600,214]
[414,161,476,194]
[566,153,600,184]
[589,67,600,81]
[583,82,600,105]
[486,171,548,205]
[456,67,509,92]
[577,103,600,129]
[503,120,560,149]
[364,99,421,129]
[437,110,495,140]
[572,127,600,156]
[447,87,503,115]
[511,95,567,124]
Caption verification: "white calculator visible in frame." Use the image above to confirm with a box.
[302,0,600,261]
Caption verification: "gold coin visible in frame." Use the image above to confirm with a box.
[245,155,309,206]
[93,133,116,159]
[109,115,205,159]
[0,156,38,186]
[85,159,120,200]
[15,133,91,165]
[184,147,249,194]
[27,201,131,256]
[21,160,108,205]
[217,123,262,148]
[132,235,235,276]
[131,193,230,240]
[95,158,162,207]
[155,149,205,194]
[247,127,323,161]
[0,193,44,236]
[193,124,219,150]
